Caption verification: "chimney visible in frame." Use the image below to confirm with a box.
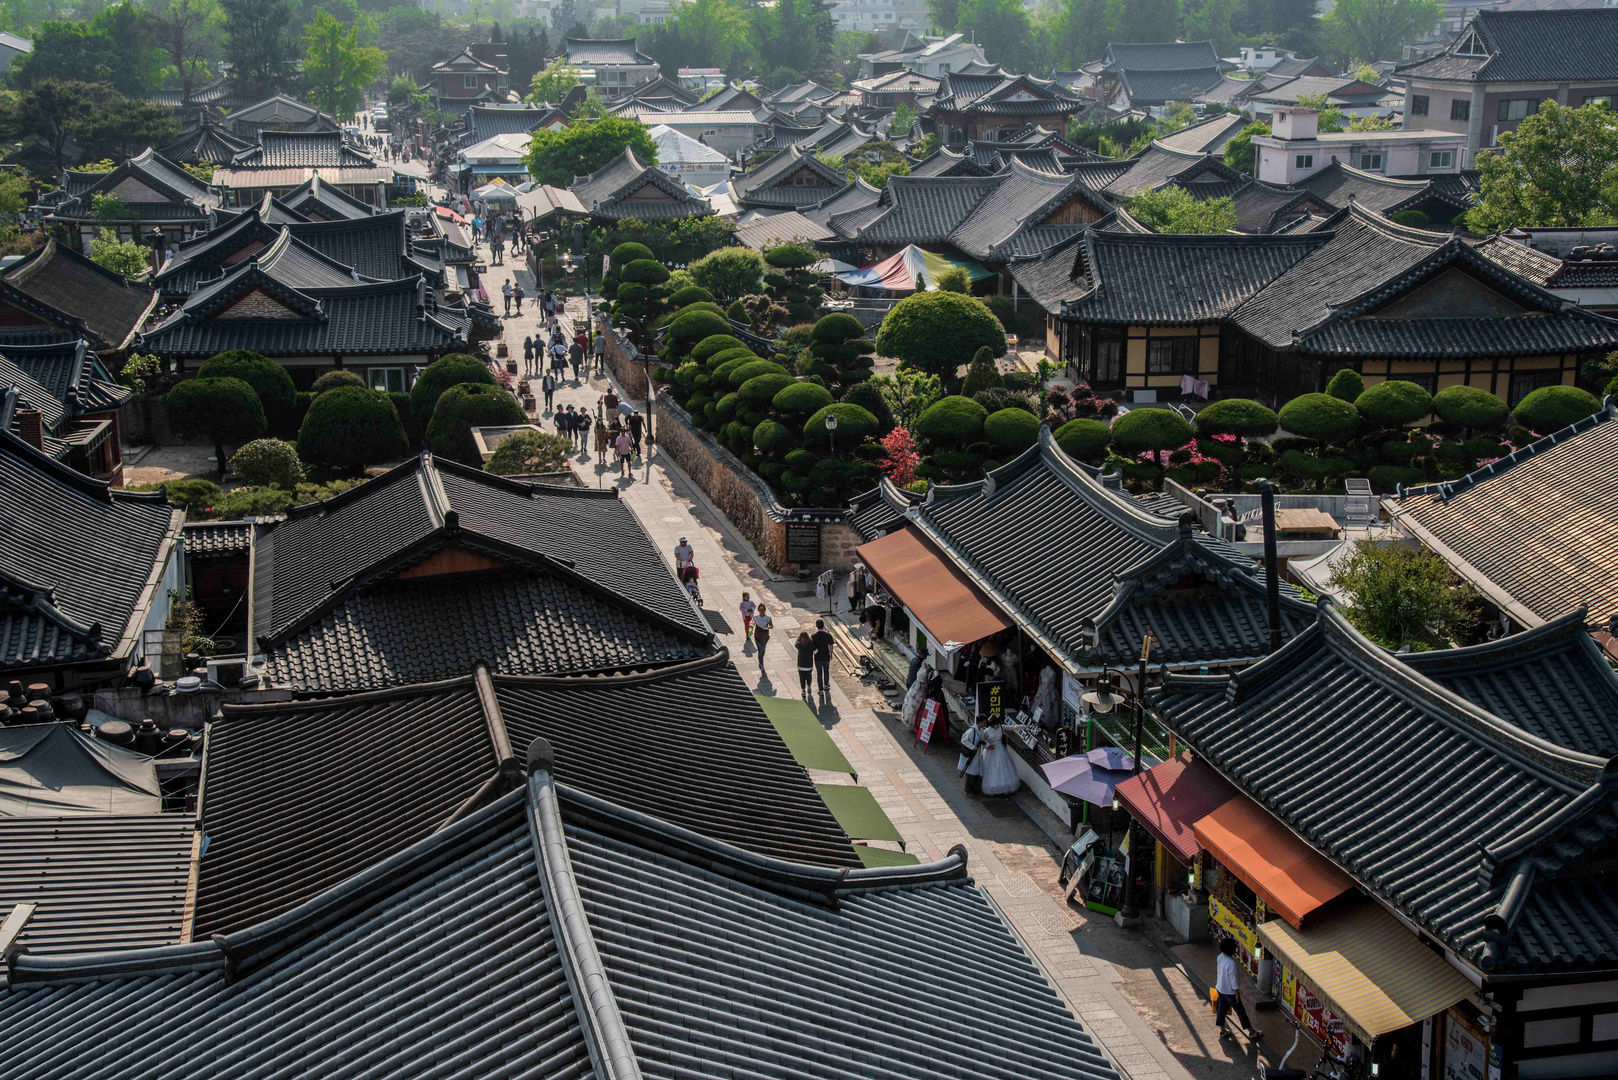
[14,408,44,452]
[1272,106,1318,142]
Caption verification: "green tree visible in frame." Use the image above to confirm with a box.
[1037,0,1110,72]
[1513,384,1601,434]
[890,102,916,140]
[1054,418,1112,461]
[89,228,152,277]
[960,346,1001,397]
[1182,0,1242,54]
[1195,398,1279,437]
[955,0,1031,69]
[1432,384,1508,435]
[302,9,387,119]
[1324,367,1365,403]
[524,115,658,186]
[526,57,581,103]
[16,8,164,98]
[197,350,296,433]
[1467,102,1618,232]
[426,382,526,466]
[1328,540,1477,649]
[667,0,753,70]
[1322,0,1444,63]
[221,0,293,100]
[149,0,221,108]
[485,429,572,475]
[687,246,765,299]
[1129,187,1238,234]
[1295,92,1344,133]
[1278,392,1359,450]
[74,97,181,162]
[1109,0,1180,44]
[298,385,409,474]
[1111,407,1193,479]
[409,353,496,429]
[1223,122,1270,174]
[1347,114,1395,131]
[1355,380,1432,426]
[0,79,105,175]
[875,291,1006,389]
[936,267,970,293]
[229,438,304,488]
[929,0,959,31]
[167,376,266,477]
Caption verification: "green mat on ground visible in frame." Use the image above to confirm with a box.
[856,845,920,868]
[816,783,903,843]
[756,695,854,774]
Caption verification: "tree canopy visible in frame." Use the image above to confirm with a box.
[301,9,386,118]
[1129,187,1238,234]
[1329,540,1477,649]
[526,58,581,104]
[1467,102,1618,233]
[1322,0,1444,63]
[524,115,658,187]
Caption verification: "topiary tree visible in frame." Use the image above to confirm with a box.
[1513,384,1601,434]
[875,291,1006,389]
[662,309,732,360]
[1324,367,1365,404]
[960,346,1002,398]
[197,350,296,436]
[935,266,970,293]
[804,402,881,451]
[1278,393,1360,451]
[689,246,766,300]
[762,243,824,323]
[840,380,894,433]
[1054,418,1112,462]
[614,257,673,347]
[984,407,1040,451]
[772,380,834,416]
[167,377,267,478]
[915,395,987,444]
[310,370,365,395]
[739,372,796,404]
[1111,408,1194,484]
[484,430,573,475]
[1605,373,1618,401]
[752,418,796,455]
[802,312,875,390]
[610,242,655,264]
[690,335,748,365]
[229,438,303,488]
[666,284,714,308]
[1355,380,1434,426]
[425,383,527,466]
[298,386,409,475]
[409,354,496,431]
[727,359,790,388]
[1195,398,1279,438]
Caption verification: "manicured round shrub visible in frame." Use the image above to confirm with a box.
[229,438,303,488]
[167,377,267,476]
[914,395,987,443]
[773,380,834,415]
[485,430,572,475]
[706,347,758,372]
[409,353,495,423]
[726,300,749,322]
[610,242,655,265]
[984,407,1040,450]
[1055,418,1112,460]
[667,285,714,308]
[739,372,795,403]
[1355,380,1433,425]
[1513,384,1601,434]
[664,310,731,353]
[161,478,223,513]
[874,291,1006,383]
[714,392,741,421]
[615,282,648,304]
[425,383,525,466]
[785,449,819,473]
[804,403,880,446]
[1111,408,1193,463]
[310,370,365,395]
[619,258,670,285]
[812,312,865,342]
[672,301,727,322]
[1369,464,1423,491]
[840,381,895,432]
[691,335,748,364]
[973,387,1034,414]
[727,359,789,387]
[1433,384,1509,429]
[298,386,408,474]
[1195,398,1278,438]
[673,362,702,386]
[1278,393,1360,444]
[1324,367,1365,404]
[1604,373,1618,401]
[197,350,295,417]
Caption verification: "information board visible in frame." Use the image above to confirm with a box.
[786,521,821,565]
[977,680,1005,722]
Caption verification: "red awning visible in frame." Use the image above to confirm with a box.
[857,526,1012,647]
[1194,794,1357,929]
[1115,754,1237,864]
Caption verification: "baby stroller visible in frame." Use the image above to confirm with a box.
[679,562,703,607]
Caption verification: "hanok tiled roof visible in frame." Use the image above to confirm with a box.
[1268,55,1334,77]
[908,147,989,178]
[467,102,557,141]
[197,652,856,935]
[0,432,180,672]
[182,518,254,556]
[800,175,884,227]
[1293,162,1452,217]
[732,144,848,207]
[848,477,922,541]
[930,71,1089,117]
[0,240,158,352]
[429,45,503,73]
[561,36,656,66]
[1399,9,1618,83]
[232,129,376,168]
[570,147,713,221]
[895,426,1309,672]
[1152,605,1618,975]
[1116,68,1228,105]
[0,340,131,454]
[3,772,1123,1080]
[1101,142,1246,198]
[1174,177,1322,234]
[692,83,766,112]
[948,159,1106,260]
[0,813,193,955]
[1104,40,1225,72]
[155,118,253,165]
[221,94,337,132]
[853,68,944,96]
[1388,402,1618,629]
[1008,231,1091,312]
[831,173,1000,244]
[279,174,380,220]
[731,210,833,250]
[50,147,218,224]
[1153,112,1251,155]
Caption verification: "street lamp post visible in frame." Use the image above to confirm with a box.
[1080,631,1157,927]
[825,411,838,460]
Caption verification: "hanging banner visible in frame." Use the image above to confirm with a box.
[1443,1008,1489,1080]
[976,679,1005,722]
[915,699,940,746]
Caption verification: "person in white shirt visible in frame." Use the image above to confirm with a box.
[1214,937,1260,1040]
[673,537,694,568]
[752,605,773,671]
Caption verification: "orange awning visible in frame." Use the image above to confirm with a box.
[857,526,1012,647]
[1116,754,1237,865]
[1193,793,1356,929]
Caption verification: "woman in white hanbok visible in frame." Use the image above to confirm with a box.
[976,717,1020,796]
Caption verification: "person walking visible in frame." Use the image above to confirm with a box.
[558,404,576,444]
[552,338,569,379]
[513,282,525,315]
[613,427,633,475]
[848,562,867,615]
[523,334,535,376]
[811,619,834,699]
[490,232,505,266]
[592,412,608,463]
[593,328,607,371]
[501,280,512,317]
[738,592,755,638]
[1215,938,1261,1041]
[570,338,584,381]
[627,409,644,455]
[753,605,772,671]
[541,370,557,412]
[673,536,694,570]
[795,631,815,698]
[977,716,1020,796]
[958,716,985,795]
[602,388,619,415]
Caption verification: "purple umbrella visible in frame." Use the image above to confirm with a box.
[1088,746,1134,772]
[1040,755,1134,807]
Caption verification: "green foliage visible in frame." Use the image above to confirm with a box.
[228,438,303,489]
[197,351,295,422]
[1328,540,1477,649]
[485,430,573,475]
[726,299,749,322]
[1054,418,1112,461]
[691,335,747,364]
[728,359,790,388]
[425,383,525,467]
[1129,187,1237,234]
[1467,102,1618,232]
[1355,380,1433,425]
[1390,210,1429,228]
[1111,408,1194,466]
[409,354,495,423]
[157,478,222,514]
[973,387,1034,415]
[663,310,731,355]
[688,246,766,300]
[310,370,366,395]
[298,386,409,475]
[1278,392,1360,444]
[1195,398,1278,437]
[167,377,266,476]
[89,229,151,278]
[611,242,656,264]
[527,58,581,103]
[620,258,671,285]
[1322,0,1440,61]
[301,9,387,119]
[875,292,1006,386]
[1222,122,1270,173]
[91,193,131,222]
[524,116,658,187]
[118,354,163,396]
[960,346,1002,398]
[804,403,881,445]
[983,407,1040,450]
[773,380,834,415]
[1324,367,1365,403]
[739,372,796,403]
[667,285,714,308]
[914,395,987,444]
[935,267,970,293]
[839,381,894,433]
[1605,374,1618,401]
[1513,384,1601,433]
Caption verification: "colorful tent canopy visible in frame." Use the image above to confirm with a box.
[836,245,993,293]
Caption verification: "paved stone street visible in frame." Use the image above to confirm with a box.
[466,236,1292,1080]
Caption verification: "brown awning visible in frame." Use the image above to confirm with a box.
[857,526,1012,647]
[1194,793,1357,929]
[1115,753,1237,864]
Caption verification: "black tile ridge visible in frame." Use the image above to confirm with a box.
[219,669,478,717]
[270,454,426,525]
[474,662,515,764]
[1401,605,1596,672]
[1399,399,1617,502]
[1,427,157,504]
[1098,521,1314,618]
[494,647,731,690]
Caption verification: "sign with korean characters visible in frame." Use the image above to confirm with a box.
[1209,896,1259,964]
[915,699,941,746]
[1443,1007,1489,1080]
[976,679,1005,722]
[1280,962,1350,1059]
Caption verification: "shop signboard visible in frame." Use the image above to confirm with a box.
[1209,896,1258,964]
[915,699,940,745]
[1443,1007,1489,1080]
[976,680,1005,722]
[1279,961,1350,1058]
[1062,672,1083,714]
[786,521,821,565]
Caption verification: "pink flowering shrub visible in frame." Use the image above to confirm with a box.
[881,427,920,487]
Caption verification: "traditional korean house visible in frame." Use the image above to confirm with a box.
[569,147,713,224]
[1387,400,1618,634]
[220,95,339,139]
[154,115,254,167]
[691,82,766,113]
[556,36,660,96]
[423,46,510,113]
[732,143,851,209]
[851,67,942,109]
[925,67,1091,146]
[213,130,393,208]
[0,426,184,688]
[45,147,218,255]
[1293,161,1469,226]
[0,239,158,357]
[1146,604,1618,1080]
[1099,41,1231,107]
[1098,141,1247,199]
[0,339,132,482]
[463,102,566,145]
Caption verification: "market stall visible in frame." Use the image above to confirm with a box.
[835,245,994,294]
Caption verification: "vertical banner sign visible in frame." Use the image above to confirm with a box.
[977,680,1005,722]
[915,699,940,746]
[1443,1007,1488,1080]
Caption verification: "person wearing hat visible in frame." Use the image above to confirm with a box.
[673,537,694,570]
